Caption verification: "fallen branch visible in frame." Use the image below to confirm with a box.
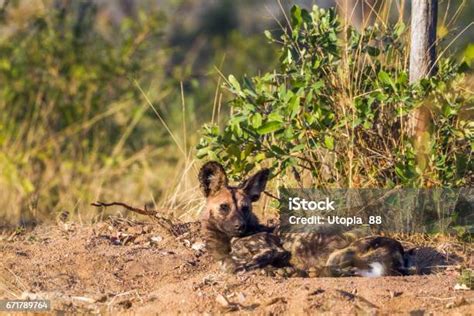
[91,201,175,234]
[91,201,199,237]
[91,201,157,216]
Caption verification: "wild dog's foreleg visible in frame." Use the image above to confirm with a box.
[204,228,242,272]
[230,232,291,271]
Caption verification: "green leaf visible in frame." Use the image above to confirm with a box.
[397,72,408,85]
[313,58,321,70]
[312,80,324,91]
[464,44,474,66]
[257,121,283,135]
[301,8,312,24]
[228,75,241,91]
[270,145,286,156]
[394,22,406,38]
[290,5,303,28]
[255,152,266,162]
[289,95,300,118]
[395,165,407,181]
[264,30,273,41]
[284,125,295,140]
[378,71,396,91]
[251,113,262,128]
[268,112,284,122]
[324,135,334,150]
[242,76,257,97]
[196,148,209,159]
[378,71,390,85]
[291,144,305,153]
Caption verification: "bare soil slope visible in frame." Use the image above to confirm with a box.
[1,220,472,315]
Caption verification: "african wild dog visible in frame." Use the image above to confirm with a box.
[198,161,285,272]
[199,161,417,277]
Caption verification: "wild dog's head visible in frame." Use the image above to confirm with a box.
[199,161,269,238]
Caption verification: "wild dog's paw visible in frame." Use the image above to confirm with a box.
[230,232,290,270]
[273,266,304,278]
[219,257,244,274]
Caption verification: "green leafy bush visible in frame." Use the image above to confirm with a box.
[198,5,473,188]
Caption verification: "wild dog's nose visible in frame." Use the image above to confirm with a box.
[234,222,245,232]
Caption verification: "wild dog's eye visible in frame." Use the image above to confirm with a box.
[219,203,230,214]
[241,205,250,213]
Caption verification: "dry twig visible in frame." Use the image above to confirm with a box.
[91,201,175,234]
[91,201,199,237]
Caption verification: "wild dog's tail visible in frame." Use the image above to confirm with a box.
[357,246,451,276]
[403,247,448,275]
[351,236,406,277]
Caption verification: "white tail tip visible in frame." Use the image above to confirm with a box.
[356,262,385,277]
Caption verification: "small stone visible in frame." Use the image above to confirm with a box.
[284,267,295,276]
[390,291,403,298]
[191,241,206,251]
[237,292,246,303]
[454,283,470,291]
[150,235,163,244]
[216,294,230,307]
[110,236,121,245]
[21,292,39,300]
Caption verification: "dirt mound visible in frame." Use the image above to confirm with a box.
[1,220,472,314]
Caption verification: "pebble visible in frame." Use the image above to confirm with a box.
[389,290,403,299]
[284,267,295,275]
[150,235,163,244]
[191,241,206,251]
[215,294,230,308]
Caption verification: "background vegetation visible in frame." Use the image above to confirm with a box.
[198,5,473,188]
[0,0,472,227]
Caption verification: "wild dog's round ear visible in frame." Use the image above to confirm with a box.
[241,169,270,202]
[199,161,228,197]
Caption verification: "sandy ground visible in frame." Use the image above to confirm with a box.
[0,219,473,315]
